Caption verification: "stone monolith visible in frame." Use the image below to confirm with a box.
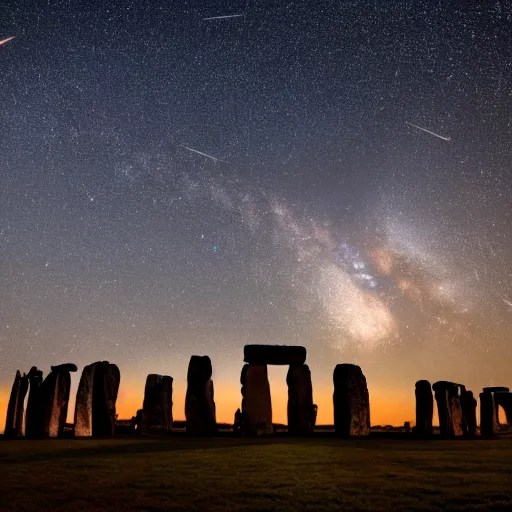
[25,367,44,437]
[240,364,272,436]
[4,370,29,438]
[414,380,433,436]
[185,355,216,435]
[432,381,464,437]
[287,364,314,435]
[333,364,370,437]
[460,389,477,436]
[74,361,120,437]
[141,374,173,433]
[40,364,76,438]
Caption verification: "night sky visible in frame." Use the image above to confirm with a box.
[1,0,511,430]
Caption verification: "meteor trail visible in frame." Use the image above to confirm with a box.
[406,121,451,141]
[499,295,512,310]
[180,145,228,163]
[202,14,245,21]
[0,36,16,47]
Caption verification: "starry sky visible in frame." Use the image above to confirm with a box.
[1,0,511,431]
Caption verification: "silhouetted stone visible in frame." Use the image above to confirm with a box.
[74,361,120,437]
[4,370,29,438]
[414,380,433,436]
[233,408,242,435]
[185,355,216,435]
[140,374,173,433]
[94,362,120,436]
[480,389,498,436]
[25,367,44,438]
[40,364,75,438]
[187,355,212,384]
[483,387,509,393]
[75,364,94,436]
[494,392,512,424]
[243,345,307,366]
[333,364,370,437]
[480,387,512,436]
[460,390,477,436]
[287,364,314,435]
[432,381,464,437]
[51,363,78,373]
[240,364,272,436]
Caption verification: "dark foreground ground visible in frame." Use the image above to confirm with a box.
[2,436,512,512]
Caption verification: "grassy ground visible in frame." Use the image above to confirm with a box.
[1,436,512,511]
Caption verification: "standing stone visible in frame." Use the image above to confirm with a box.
[25,367,44,438]
[240,364,272,436]
[460,390,477,436]
[287,364,314,435]
[480,388,512,436]
[333,364,370,437]
[4,370,29,438]
[233,408,242,435]
[140,374,173,433]
[40,364,77,438]
[432,381,464,438]
[74,361,120,437]
[414,380,433,436]
[494,392,512,424]
[185,355,216,435]
[95,362,120,436]
[480,389,498,436]
[75,364,95,436]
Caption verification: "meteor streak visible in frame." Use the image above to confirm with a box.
[0,36,15,47]
[202,14,245,21]
[499,294,512,310]
[406,121,451,141]
[180,145,228,163]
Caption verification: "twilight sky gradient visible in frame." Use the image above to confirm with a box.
[1,0,511,432]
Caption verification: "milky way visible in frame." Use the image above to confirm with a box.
[0,0,511,425]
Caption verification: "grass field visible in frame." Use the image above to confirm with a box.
[2,436,512,511]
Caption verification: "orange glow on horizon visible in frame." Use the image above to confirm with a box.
[1,381,424,434]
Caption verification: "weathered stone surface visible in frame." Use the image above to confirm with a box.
[287,364,314,435]
[414,380,433,436]
[460,390,477,436]
[51,363,78,373]
[74,361,120,437]
[140,374,173,433]
[243,345,307,366]
[333,364,370,437]
[185,355,216,435]
[40,365,72,438]
[483,387,509,393]
[240,364,272,436]
[74,364,95,436]
[4,370,29,438]
[433,381,464,438]
[25,367,44,438]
